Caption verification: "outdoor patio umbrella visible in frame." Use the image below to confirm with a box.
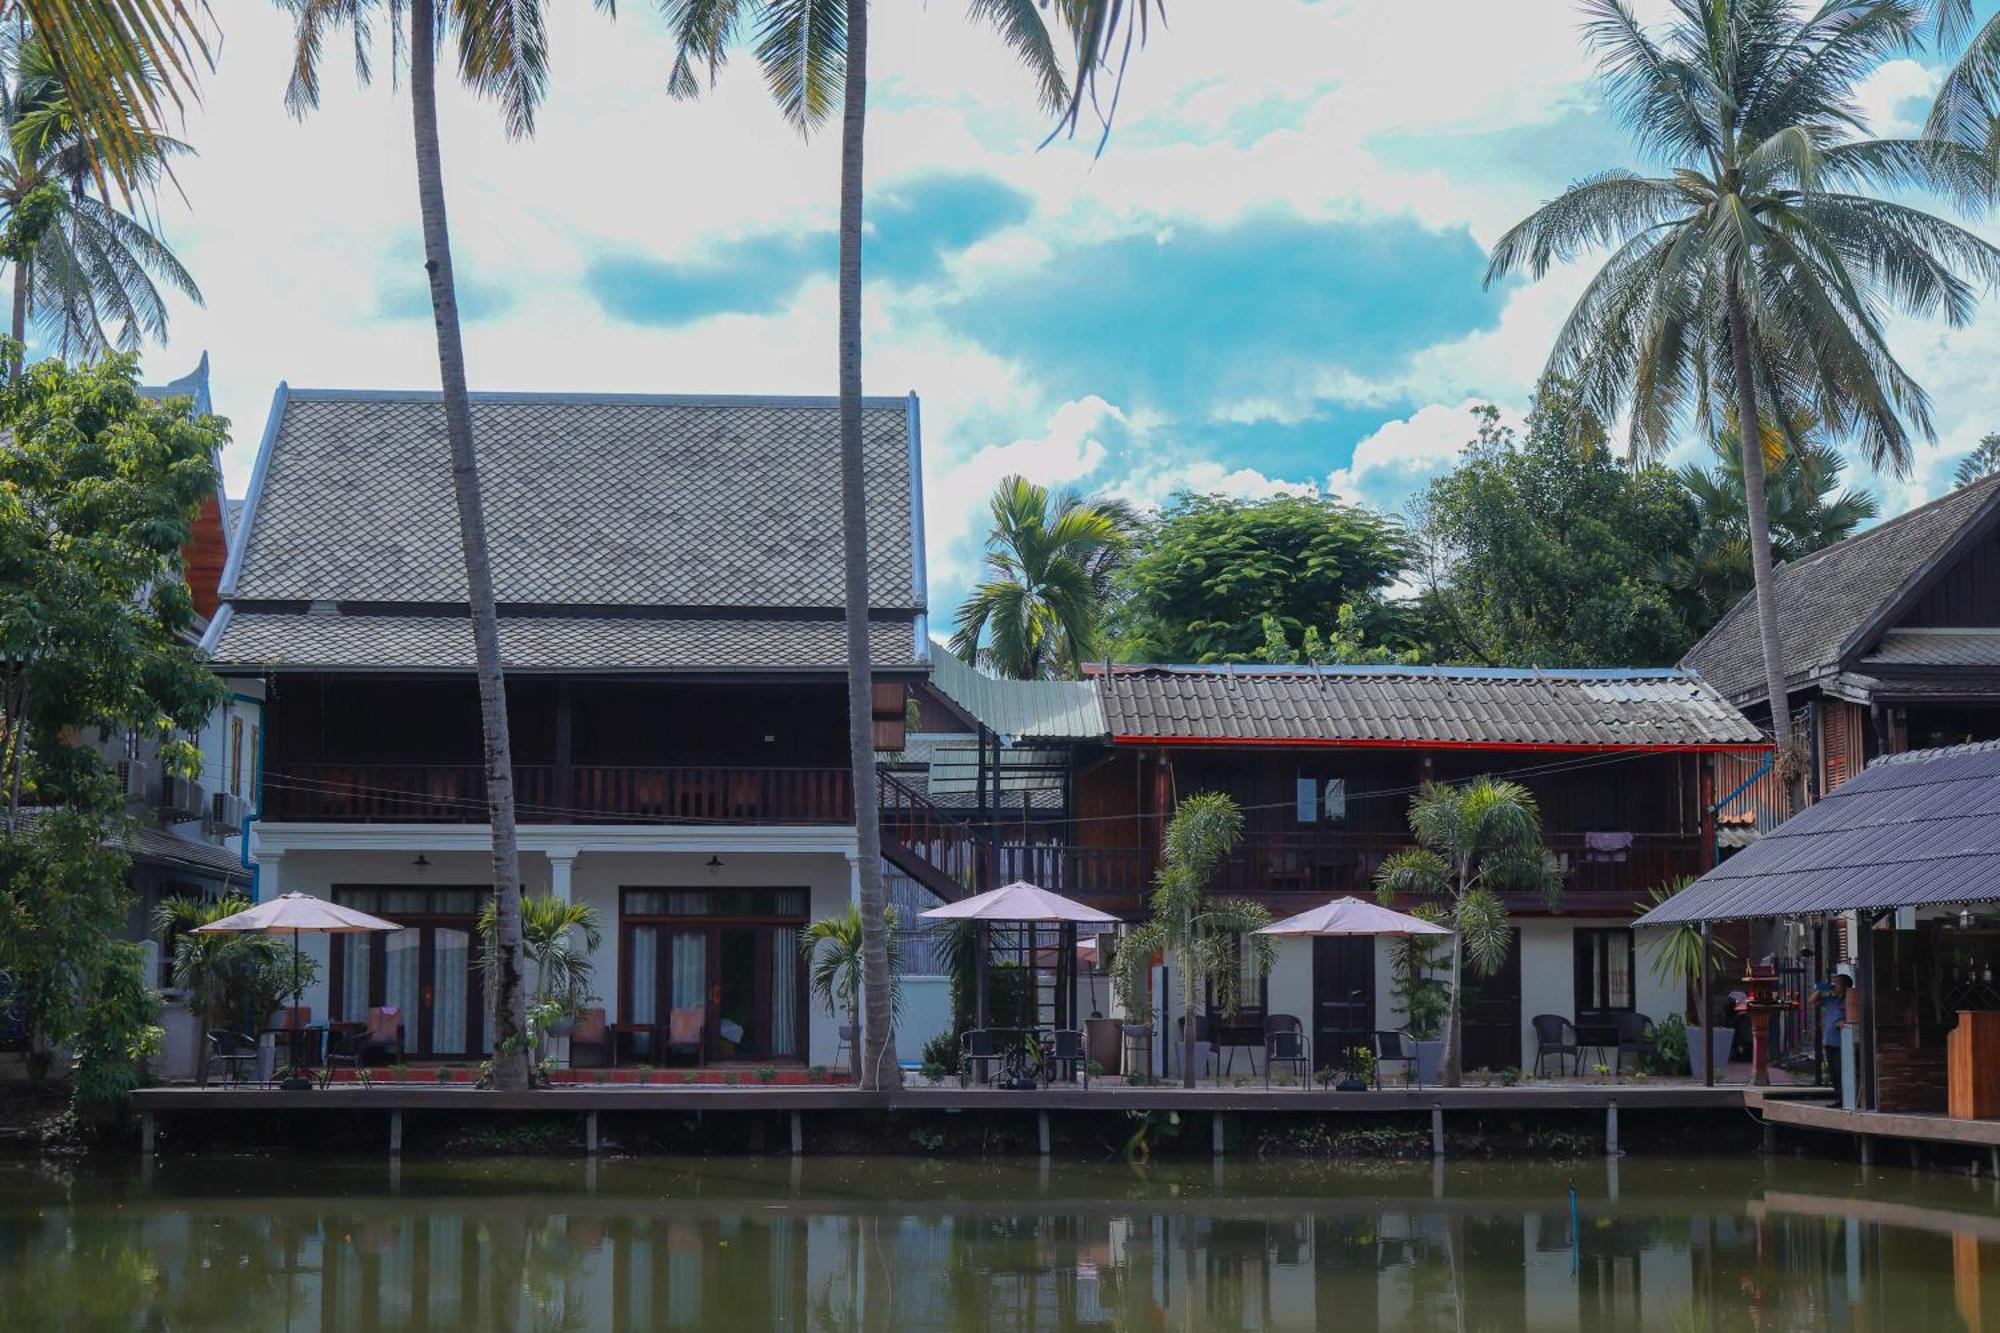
[1255,896,1453,937]
[195,891,402,1086]
[922,882,1118,1029]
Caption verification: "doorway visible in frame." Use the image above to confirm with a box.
[1458,929,1522,1074]
[329,887,485,1058]
[619,889,807,1063]
[1313,936,1375,1070]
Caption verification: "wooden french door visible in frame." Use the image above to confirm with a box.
[1458,928,1522,1074]
[1313,936,1375,1070]
[329,887,485,1057]
[619,889,807,1062]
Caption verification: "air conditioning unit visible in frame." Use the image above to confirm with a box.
[208,791,247,835]
[116,758,157,808]
[164,775,205,823]
[1091,930,1122,976]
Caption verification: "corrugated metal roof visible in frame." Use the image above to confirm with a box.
[926,647,1106,740]
[1636,739,2000,926]
[1681,474,2000,705]
[1091,664,1767,749]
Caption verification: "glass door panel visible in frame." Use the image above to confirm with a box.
[717,928,757,1058]
[769,926,799,1058]
[629,926,659,1026]
[430,927,471,1055]
[385,929,420,1034]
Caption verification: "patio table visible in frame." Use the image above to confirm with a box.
[1574,1022,1620,1074]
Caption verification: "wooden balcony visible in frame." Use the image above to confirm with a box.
[987,832,1702,916]
[263,763,854,825]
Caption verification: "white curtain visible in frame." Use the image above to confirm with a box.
[770,927,798,1057]
[432,928,468,1054]
[385,930,419,1027]
[630,927,658,1025]
[341,939,371,1020]
[671,932,705,1011]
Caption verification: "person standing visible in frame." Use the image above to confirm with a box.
[1822,971,1853,1101]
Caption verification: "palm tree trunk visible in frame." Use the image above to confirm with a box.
[1725,274,1796,816]
[1180,944,1198,1088]
[10,253,26,377]
[1441,927,1463,1088]
[409,0,528,1092]
[838,0,898,1092]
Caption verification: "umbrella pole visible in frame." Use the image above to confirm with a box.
[291,926,303,1076]
[976,923,988,1030]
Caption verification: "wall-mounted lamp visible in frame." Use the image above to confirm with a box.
[706,855,724,878]
[413,854,431,871]
[1962,907,1977,929]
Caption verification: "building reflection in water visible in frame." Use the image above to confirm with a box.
[2,1160,2000,1331]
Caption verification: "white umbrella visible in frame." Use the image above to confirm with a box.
[921,881,1119,924]
[1256,896,1452,937]
[196,892,403,1081]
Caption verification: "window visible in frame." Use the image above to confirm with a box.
[1294,774,1347,824]
[1574,928,1636,1016]
[229,717,243,797]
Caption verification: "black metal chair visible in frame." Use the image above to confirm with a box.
[205,1030,258,1086]
[833,1023,857,1074]
[1373,1029,1419,1089]
[1532,1014,1580,1077]
[961,1029,1002,1085]
[319,1026,372,1089]
[1045,1028,1088,1087]
[1611,1011,1651,1075]
[1264,1014,1310,1089]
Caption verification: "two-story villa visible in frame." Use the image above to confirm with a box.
[205,388,929,1069]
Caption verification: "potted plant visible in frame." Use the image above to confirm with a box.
[1638,878,1736,1079]
[1389,904,1452,1086]
[802,902,904,1082]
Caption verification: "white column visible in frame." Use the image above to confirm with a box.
[253,850,284,902]
[846,851,864,905]
[548,852,576,903]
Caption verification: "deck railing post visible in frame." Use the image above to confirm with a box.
[140,1110,155,1157]
[791,1110,803,1156]
[1606,1100,1619,1156]
[389,1108,403,1157]
[1039,1110,1051,1157]
[586,1110,599,1155]
[1212,1112,1224,1159]
[1431,1104,1445,1157]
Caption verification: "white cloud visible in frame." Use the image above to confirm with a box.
[1327,400,1510,510]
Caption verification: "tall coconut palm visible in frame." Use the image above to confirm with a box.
[658,0,1075,1092]
[1,31,200,363]
[1109,792,1271,1089]
[950,475,1132,678]
[1670,426,1878,631]
[1486,0,2000,801]
[280,0,609,1091]
[1375,778,1561,1087]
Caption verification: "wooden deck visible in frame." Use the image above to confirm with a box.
[1753,1092,2000,1150]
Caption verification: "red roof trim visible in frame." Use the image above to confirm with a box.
[1111,735,1772,753]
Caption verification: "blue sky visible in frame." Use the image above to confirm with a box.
[129,2,2000,623]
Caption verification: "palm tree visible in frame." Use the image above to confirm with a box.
[153,892,286,1084]
[1671,426,1878,631]
[1110,792,1272,1088]
[801,900,903,1081]
[950,475,1132,678]
[0,31,200,363]
[1954,433,2000,488]
[1486,0,2000,799]
[1375,778,1561,1087]
[280,0,608,1091]
[658,0,1074,1093]
[477,892,603,1011]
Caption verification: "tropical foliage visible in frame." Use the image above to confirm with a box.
[68,939,161,1107]
[1954,433,2000,489]
[153,892,299,1081]
[1486,0,2000,781]
[477,892,603,1019]
[951,475,1133,678]
[1110,792,1272,1088]
[1113,492,1409,664]
[0,354,223,1076]
[1375,779,1561,1087]
[0,30,200,359]
[1413,381,1697,668]
[802,901,903,1080]
[1669,428,1878,633]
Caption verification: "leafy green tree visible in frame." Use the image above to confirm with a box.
[1110,792,1272,1088]
[801,901,903,1082]
[3,32,201,361]
[1114,492,1409,663]
[154,893,297,1082]
[280,0,615,1092]
[1954,433,2000,488]
[1415,382,1697,667]
[69,938,160,1108]
[1670,429,1878,633]
[1375,778,1561,1087]
[0,351,224,1078]
[1487,0,2000,784]
[660,0,1075,1093]
[951,475,1133,678]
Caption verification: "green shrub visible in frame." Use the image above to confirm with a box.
[70,943,162,1109]
[1642,1014,1690,1075]
[754,1065,777,1084]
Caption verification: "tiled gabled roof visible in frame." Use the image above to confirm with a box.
[1681,473,2000,705]
[209,389,929,673]
[1636,739,2000,924]
[1091,664,1767,750]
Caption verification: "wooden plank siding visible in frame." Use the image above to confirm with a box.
[180,492,229,622]
[1902,529,2000,627]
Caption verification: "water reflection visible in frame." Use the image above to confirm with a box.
[2,1156,1998,1330]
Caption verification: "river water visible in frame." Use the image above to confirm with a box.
[0,1154,1995,1330]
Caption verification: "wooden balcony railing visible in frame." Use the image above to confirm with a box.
[263,763,853,824]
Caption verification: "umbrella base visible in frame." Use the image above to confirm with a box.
[280,1076,315,1092]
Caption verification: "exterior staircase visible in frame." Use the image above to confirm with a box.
[877,770,981,902]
